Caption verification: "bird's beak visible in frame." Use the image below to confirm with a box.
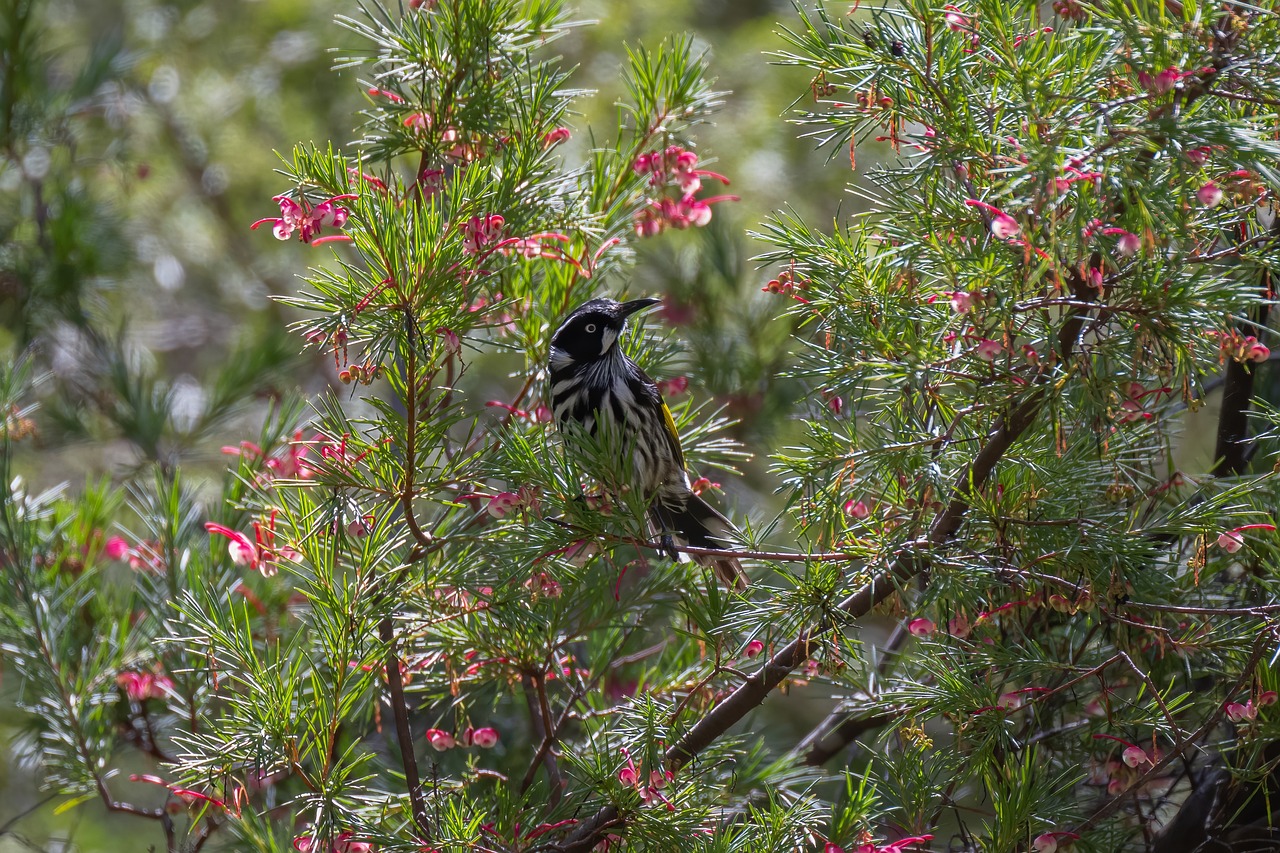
[618,297,662,319]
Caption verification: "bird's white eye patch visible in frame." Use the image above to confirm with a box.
[599,328,618,355]
[584,323,597,334]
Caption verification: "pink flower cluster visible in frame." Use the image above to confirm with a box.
[656,375,688,396]
[1117,382,1170,425]
[1137,66,1191,96]
[824,834,933,853]
[1032,831,1080,853]
[118,670,175,702]
[929,289,982,314]
[964,199,1019,239]
[1225,691,1278,723]
[483,485,539,519]
[1092,734,1161,794]
[222,430,314,482]
[616,747,674,810]
[1213,329,1271,365]
[460,213,505,255]
[689,476,720,496]
[525,570,563,599]
[293,832,374,853]
[424,725,499,751]
[633,145,736,236]
[252,194,355,245]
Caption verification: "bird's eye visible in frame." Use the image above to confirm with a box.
[584,323,597,334]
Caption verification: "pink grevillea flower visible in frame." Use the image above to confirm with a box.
[1033,831,1080,853]
[1102,227,1141,257]
[471,726,499,748]
[974,338,1004,361]
[104,536,130,561]
[460,213,505,255]
[950,290,979,313]
[996,686,1051,711]
[1094,733,1153,767]
[844,499,870,519]
[223,429,314,481]
[425,728,454,751]
[1197,181,1224,207]
[118,670,175,702]
[744,639,765,658]
[617,748,640,787]
[657,376,689,396]
[251,194,356,244]
[366,86,404,104]
[1218,523,1276,553]
[486,492,522,518]
[690,477,720,496]
[331,834,374,853]
[1186,146,1212,165]
[543,127,571,147]
[1123,745,1151,767]
[204,513,300,577]
[853,834,934,853]
[436,327,461,355]
[293,834,375,853]
[948,612,972,638]
[1225,700,1259,722]
[908,617,936,637]
[943,4,969,30]
[965,198,1020,239]
[1138,66,1184,96]
[525,571,562,598]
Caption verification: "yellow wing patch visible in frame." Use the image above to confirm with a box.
[660,401,685,469]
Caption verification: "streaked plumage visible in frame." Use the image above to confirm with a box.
[547,297,747,589]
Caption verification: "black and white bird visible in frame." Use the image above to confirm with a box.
[546,297,747,589]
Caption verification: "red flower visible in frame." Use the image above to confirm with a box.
[844,499,870,519]
[1217,523,1276,553]
[425,728,455,751]
[543,127,571,147]
[965,199,1020,238]
[251,194,356,244]
[117,670,175,702]
[460,214,505,255]
[1197,181,1224,207]
[104,536,130,561]
[204,513,301,577]
[908,617,936,637]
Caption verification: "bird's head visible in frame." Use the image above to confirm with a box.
[548,297,660,366]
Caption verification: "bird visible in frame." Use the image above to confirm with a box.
[546,296,747,589]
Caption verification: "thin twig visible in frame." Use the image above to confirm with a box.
[380,615,432,843]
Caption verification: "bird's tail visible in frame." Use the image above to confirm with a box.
[649,493,748,590]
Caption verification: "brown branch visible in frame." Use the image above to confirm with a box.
[519,673,564,803]
[379,615,431,843]
[401,315,434,550]
[798,707,903,767]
